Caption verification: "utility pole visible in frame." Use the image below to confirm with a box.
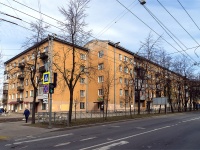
[48,34,55,129]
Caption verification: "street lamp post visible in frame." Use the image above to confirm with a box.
[114,42,120,112]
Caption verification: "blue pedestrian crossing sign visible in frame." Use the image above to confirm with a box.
[43,72,50,84]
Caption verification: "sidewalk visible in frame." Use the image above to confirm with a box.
[0,113,59,140]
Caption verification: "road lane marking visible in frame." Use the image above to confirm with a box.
[110,126,120,128]
[80,137,96,141]
[13,133,73,145]
[15,136,36,141]
[54,142,71,147]
[5,144,12,146]
[93,141,129,150]
[80,126,171,150]
[136,127,145,130]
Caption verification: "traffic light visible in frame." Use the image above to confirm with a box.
[53,73,57,88]
[49,83,54,94]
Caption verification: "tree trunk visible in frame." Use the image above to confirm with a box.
[31,88,37,124]
[68,89,74,124]
[138,90,140,115]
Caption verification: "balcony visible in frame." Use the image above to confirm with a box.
[18,73,25,80]
[17,85,24,91]
[18,63,25,69]
[17,98,24,103]
[40,52,48,60]
[39,66,46,73]
[2,97,8,104]
[3,84,8,94]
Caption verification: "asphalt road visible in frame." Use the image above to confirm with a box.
[1,111,200,150]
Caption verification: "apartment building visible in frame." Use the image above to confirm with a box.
[3,37,190,113]
[3,37,88,113]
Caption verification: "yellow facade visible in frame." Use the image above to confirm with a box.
[3,37,187,113]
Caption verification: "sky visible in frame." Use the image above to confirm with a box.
[0,0,200,73]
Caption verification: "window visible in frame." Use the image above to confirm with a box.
[98,51,104,58]
[119,65,122,72]
[124,78,128,85]
[98,63,104,70]
[16,93,18,99]
[20,104,23,110]
[124,67,128,73]
[26,79,28,86]
[36,76,38,84]
[44,46,48,52]
[80,90,85,97]
[31,53,35,60]
[26,91,28,98]
[37,51,40,57]
[130,69,133,74]
[80,53,86,60]
[120,89,123,96]
[12,94,14,99]
[119,77,122,84]
[125,90,129,96]
[98,89,104,96]
[124,56,128,62]
[13,62,16,67]
[30,90,34,97]
[98,76,104,83]
[80,78,85,84]
[12,83,14,89]
[80,65,85,72]
[9,95,11,100]
[42,103,46,110]
[80,102,85,109]
[22,58,25,62]
[119,54,122,61]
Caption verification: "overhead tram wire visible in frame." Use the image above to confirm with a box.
[0,1,142,63]
[157,0,200,48]
[177,0,200,57]
[116,0,192,61]
[96,0,138,38]
[0,18,127,68]
[142,5,196,64]
[2,1,196,64]
[177,0,200,32]
[9,0,197,58]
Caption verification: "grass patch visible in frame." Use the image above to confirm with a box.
[27,113,165,129]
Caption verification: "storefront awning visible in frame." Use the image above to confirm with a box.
[8,101,18,105]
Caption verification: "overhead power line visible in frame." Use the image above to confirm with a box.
[177,0,200,32]
[157,0,200,47]
[142,5,196,63]
[116,0,196,63]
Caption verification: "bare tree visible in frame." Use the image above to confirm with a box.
[139,32,162,62]
[55,0,92,123]
[99,69,114,120]
[120,57,134,117]
[22,19,49,124]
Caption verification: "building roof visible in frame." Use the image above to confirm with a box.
[4,36,89,64]
[86,39,184,78]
